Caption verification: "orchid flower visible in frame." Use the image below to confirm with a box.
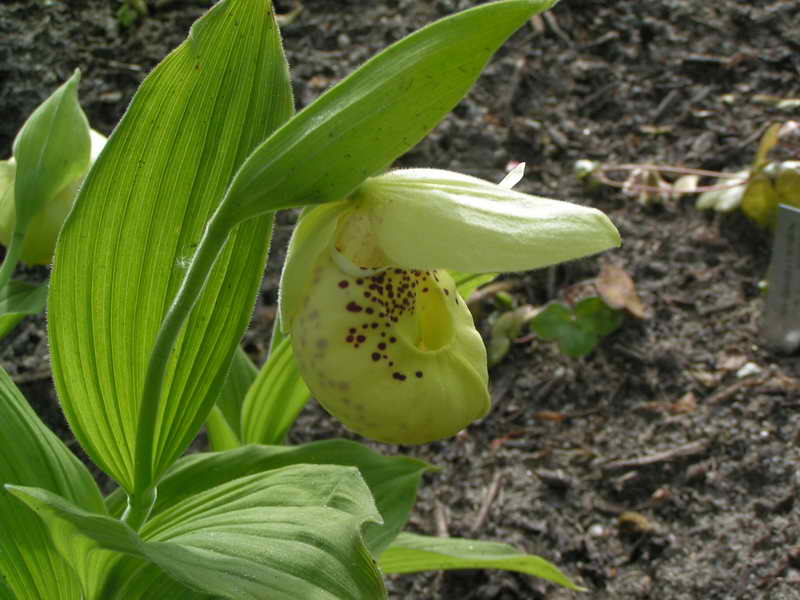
[280,166,620,444]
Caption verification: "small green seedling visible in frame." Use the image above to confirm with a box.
[531,296,623,358]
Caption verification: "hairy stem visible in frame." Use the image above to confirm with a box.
[133,214,232,495]
[122,487,157,531]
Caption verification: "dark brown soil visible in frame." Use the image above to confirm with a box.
[2,1,800,598]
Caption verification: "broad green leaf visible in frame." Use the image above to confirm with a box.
[0,580,13,600]
[0,279,48,339]
[379,532,582,591]
[95,557,213,600]
[216,0,559,226]
[106,440,431,556]
[0,365,104,599]
[9,463,387,600]
[241,336,310,445]
[450,270,498,300]
[48,0,294,491]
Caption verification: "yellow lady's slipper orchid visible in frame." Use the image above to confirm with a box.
[280,167,620,444]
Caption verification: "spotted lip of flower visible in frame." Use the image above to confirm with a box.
[280,167,621,445]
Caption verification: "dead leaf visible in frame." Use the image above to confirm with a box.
[673,174,699,195]
[529,14,545,33]
[489,429,526,450]
[689,368,721,388]
[533,411,567,422]
[466,279,517,307]
[669,392,697,414]
[596,264,649,319]
[618,511,655,534]
[753,122,782,170]
[741,174,778,227]
[717,351,748,372]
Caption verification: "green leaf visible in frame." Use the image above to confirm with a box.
[379,532,583,591]
[108,441,431,556]
[95,557,213,600]
[0,580,13,600]
[12,69,90,237]
[9,463,387,600]
[0,279,48,339]
[530,302,573,341]
[0,365,105,599]
[210,345,258,448]
[558,327,598,358]
[450,270,497,300]
[205,405,241,451]
[216,0,558,226]
[48,0,294,491]
[574,297,623,337]
[0,71,91,284]
[241,336,310,445]
[531,302,597,357]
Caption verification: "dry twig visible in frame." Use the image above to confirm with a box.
[471,471,505,533]
[600,440,710,472]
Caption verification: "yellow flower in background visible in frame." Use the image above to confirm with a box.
[280,167,620,444]
[0,129,106,265]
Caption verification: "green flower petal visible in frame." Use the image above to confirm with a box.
[354,168,621,273]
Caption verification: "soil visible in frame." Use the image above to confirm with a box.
[2,0,800,598]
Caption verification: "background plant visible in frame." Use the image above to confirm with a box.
[576,120,800,228]
[0,1,611,597]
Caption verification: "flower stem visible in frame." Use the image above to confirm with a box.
[121,487,157,531]
[133,214,232,496]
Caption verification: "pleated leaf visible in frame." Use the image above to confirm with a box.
[379,532,582,590]
[205,406,242,451]
[216,0,559,225]
[241,336,310,445]
[94,557,212,600]
[105,440,431,556]
[0,366,105,599]
[8,463,386,600]
[215,345,258,441]
[48,0,293,491]
[207,346,259,450]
